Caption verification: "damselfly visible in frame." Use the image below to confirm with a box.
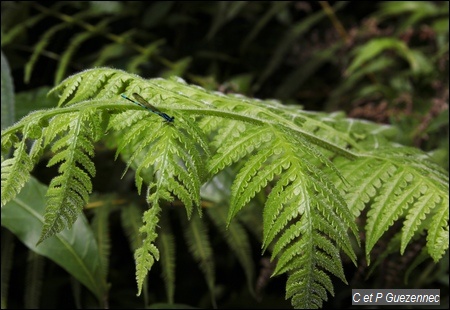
[121,93,174,122]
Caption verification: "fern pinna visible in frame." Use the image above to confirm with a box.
[1,68,448,309]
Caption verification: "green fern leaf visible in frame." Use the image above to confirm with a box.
[105,80,213,295]
[93,42,127,67]
[25,23,69,84]
[1,141,34,206]
[176,115,211,180]
[182,212,217,308]
[229,142,282,223]
[1,10,47,46]
[110,106,207,218]
[287,268,332,309]
[91,204,112,278]
[56,31,102,85]
[262,168,297,250]
[166,177,194,218]
[120,203,145,251]
[401,189,442,253]
[207,204,256,296]
[135,204,161,296]
[157,212,176,304]
[332,157,384,216]
[127,40,165,74]
[24,252,45,309]
[364,169,416,254]
[208,125,274,176]
[312,234,347,281]
[216,122,357,308]
[1,120,45,206]
[207,119,247,149]
[55,17,114,85]
[336,147,450,263]
[427,198,449,261]
[50,69,123,106]
[25,68,446,308]
[123,123,166,192]
[38,112,97,243]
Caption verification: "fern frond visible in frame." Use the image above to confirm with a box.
[56,31,96,85]
[332,148,449,263]
[331,157,380,216]
[427,198,449,261]
[262,168,297,250]
[286,268,332,309]
[25,22,69,84]
[49,68,128,106]
[110,108,207,218]
[207,119,247,149]
[25,68,446,308]
[214,121,357,308]
[111,102,211,295]
[176,115,211,180]
[127,40,165,74]
[55,18,116,85]
[91,204,112,278]
[401,189,442,253]
[208,125,274,176]
[114,116,166,189]
[24,252,45,309]
[229,141,283,223]
[38,111,97,243]
[120,204,145,251]
[305,161,359,255]
[181,212,217,308]
[269,187,350,308]
[364,169,415,252]
[92,42,127,67]
[1,120,45,206]
[135,204,161,296]
[207,204,256,296]
[1,7,48,46]
[1,140,34,206]
[156,212,176,304]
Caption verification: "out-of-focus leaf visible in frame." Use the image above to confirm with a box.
[93,42,128,67]
[207,2,248,40]
[142,1,175,28]
[377,1,438,17]
[275,43,341,99]
[1,50,15,129]
[376,2,443,32]
[1,177,108,304]
[432,18,449,35]
[346,38,432,76]
[89,1,122,14]
[241,1,291,52]
[256,1,347,90]
[326,56,395,109]
[407,50,433,75]
[347,38,406,75]
[127,39,165,74]
[15,86,58,120]
[162,57,192,79]
[1,231,15,309]
[426,110,449,134]
[227,74,253,94]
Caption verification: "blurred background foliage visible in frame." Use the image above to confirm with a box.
[1,1,448,309]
